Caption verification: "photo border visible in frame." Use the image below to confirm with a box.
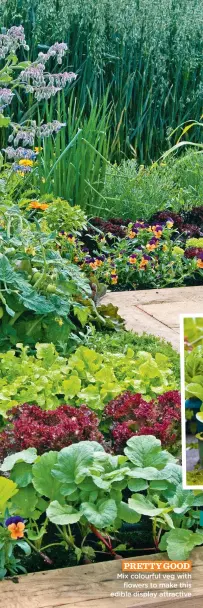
[180,313,203,490]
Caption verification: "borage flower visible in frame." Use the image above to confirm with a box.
[5,516,25,540]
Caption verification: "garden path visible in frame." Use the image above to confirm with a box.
[0,547,203,608]
[102,286,203,351]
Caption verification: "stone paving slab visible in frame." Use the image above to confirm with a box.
[102,286,203,351]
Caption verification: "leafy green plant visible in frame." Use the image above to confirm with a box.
[84,328,180,382]
[1,436,203,574]
[102,152,203,220]
[0,205,93,351]
[0,343,177,417]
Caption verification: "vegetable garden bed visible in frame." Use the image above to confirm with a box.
[0,547,203,608]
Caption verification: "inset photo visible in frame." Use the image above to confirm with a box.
[181,315,203,489]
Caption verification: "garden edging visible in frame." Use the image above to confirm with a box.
[1,547,203,608]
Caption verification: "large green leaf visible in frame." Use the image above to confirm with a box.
[10,485,38,518]
[124,435,170,469]
[10,462,33,488]
[159,529,203,560]
[1,448,38,472]
[118,501,141,523]
[169,484,195,514]
[52,442,98,490]
[80,498,117,528]
[128,494,167,516]
[0,254,16,283]
[47,500,81,525]
[0,477,18,514]
[32,451,62,500]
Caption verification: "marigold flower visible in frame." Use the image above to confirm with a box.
[19,159,34,167]
[29,200,49,210]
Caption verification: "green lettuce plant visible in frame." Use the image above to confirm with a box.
[0,343,177,417]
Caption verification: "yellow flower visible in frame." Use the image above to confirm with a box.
[19,159,34,167]
[34,147,43,153]
[55,317,64,326]
[128,231,136,239]
[25,246,36,256]
[162,244,168,252]
[166,221,174,229]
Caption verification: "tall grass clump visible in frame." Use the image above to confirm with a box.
[2,0,203,162]
[33,92,111,213]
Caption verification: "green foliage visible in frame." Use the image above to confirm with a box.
[159,529,203,560]
[102,152,203,220]
[0,206,92,351]
[85,328,180,382]
[1,436,203,571]
[41,198,87,233]
[0,343,177,417]
[2,0,202,162]
[186,238,203,248]
[36,95,111,212]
